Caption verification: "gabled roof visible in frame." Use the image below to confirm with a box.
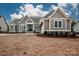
[12,19,21,24]
[18,15,41,24]
[43,9,55,18]
[30,16,41,23]
[9,18,21,24]
[9,15,41,24]
[43,7,69,18]
[0,16,8,30]
[0,16,8,25]
[18,15,30,24]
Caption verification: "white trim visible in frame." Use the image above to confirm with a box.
[58,8,68,18]
[25,18,34,23]
[24,24,27,32]
[41,20,44,33]
[65,18,67,30]
[49,19,51,30]
[70,20,72,30]
[26,23,34,24]
[50,18,66,29]
[48,8,58,18]
[43,18,66,21]
[53,19,63,28]
[49,18,66,19]
[18,17,24,23]
[18,24,20,32]
[26,23,34,32]
[28,17,36,23]
[43,19,44,30]
[18,15,36,24]
[53,19,63,21]
[46,30,71,32]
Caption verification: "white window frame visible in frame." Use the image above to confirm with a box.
[26,23,34,32]
[54,20,63,28]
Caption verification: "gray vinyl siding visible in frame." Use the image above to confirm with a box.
[51,11,65,18]
[67,20,71,30]
[34,24,39,32]
[0,17,7,32]
[73,23,79,32]
[19,24,25,32]
[44,20,49,30]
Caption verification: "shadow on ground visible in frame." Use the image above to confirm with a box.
[36,34,79,39]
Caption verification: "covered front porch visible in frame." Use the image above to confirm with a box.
[18,23,34,33]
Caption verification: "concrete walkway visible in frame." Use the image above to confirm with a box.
[0,33,37,36]
[0,34,9,36]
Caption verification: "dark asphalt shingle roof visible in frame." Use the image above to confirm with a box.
[30,16,41,23]
[12,19,21,24]
[43,9,55,18]
[10,15,41,24]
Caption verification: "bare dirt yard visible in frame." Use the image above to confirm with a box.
[0,33,79,56]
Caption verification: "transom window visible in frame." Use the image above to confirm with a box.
[54,20,62,28]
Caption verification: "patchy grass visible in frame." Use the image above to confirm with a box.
[0,34,79,56]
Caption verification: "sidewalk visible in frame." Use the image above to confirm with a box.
[0,33,37,36]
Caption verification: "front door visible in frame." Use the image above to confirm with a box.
[27,24,33,32]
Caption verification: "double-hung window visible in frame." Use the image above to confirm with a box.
[54,20,62,28]
[59,21,62,27]
[55,21,57,27]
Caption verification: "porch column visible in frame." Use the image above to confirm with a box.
[70,20,72,30]
[13,25,15,32]
[49,18,51,30]
[33,24,34,32]
[65,18,67,30]
[25,24,27,32]
[19,25,20,32]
